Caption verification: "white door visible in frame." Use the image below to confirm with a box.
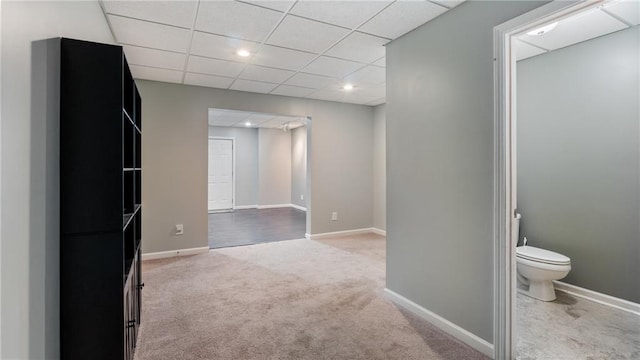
[208,138,233,211]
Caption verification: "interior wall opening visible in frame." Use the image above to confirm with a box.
[206,108,310,249]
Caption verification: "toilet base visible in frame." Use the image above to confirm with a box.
[521,279,557,301]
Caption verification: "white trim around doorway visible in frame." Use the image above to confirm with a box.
[493,1,606,358]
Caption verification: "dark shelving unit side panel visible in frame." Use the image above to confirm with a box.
[60,38,124,235]
[60,232,125,360]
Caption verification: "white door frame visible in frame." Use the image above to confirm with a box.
[492,1,605,358]
[208,136,235,212]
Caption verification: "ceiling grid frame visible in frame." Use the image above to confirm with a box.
[98,0,464,105]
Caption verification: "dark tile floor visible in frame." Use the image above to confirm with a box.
[208,207,307,249]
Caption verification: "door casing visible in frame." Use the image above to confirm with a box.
[492,1,603,358]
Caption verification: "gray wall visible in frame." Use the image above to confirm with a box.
[517,27,640,303]
[373,104,386,231]
[258,128,292,205]
[291,126,307,209]
[386,0,544,343]
[138,80,374,254]
[1,1,114,358]
[208,126,259,207]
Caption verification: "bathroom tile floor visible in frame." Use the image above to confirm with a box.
[516,289,640,359]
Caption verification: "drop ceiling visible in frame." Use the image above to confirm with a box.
[209,108,306,129]
[515,0,639,61]
[100,0,465,106]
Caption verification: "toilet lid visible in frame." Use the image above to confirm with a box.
[516,246,570,265]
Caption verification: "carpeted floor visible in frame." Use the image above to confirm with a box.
[134,234,487,360]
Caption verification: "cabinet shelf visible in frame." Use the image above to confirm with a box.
[123,204,141,229]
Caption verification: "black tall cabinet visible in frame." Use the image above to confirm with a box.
[59,38,143,360]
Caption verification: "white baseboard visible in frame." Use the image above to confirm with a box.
[384,288,494,358]
[257,204,292,209]
[290,203,307,212]
[208,209,233,214]
[234,205,258,210]
[142,246,210,261]
[371,228,386,236]
[309,228,377,240]
[553,281,640,316]
[235,204,307,211]
[305,233,311,239]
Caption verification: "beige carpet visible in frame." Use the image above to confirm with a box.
[134,234,488,360]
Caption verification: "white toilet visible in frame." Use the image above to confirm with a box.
[514,214,571,301]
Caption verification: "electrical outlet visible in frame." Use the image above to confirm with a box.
[300,194,304,201]
[331,212,337,221]
[175,224,184,235]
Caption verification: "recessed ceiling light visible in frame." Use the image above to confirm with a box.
[245,121,251,127]
[526,22,558,36]
[237,49,251,57]
[343,84,354,91]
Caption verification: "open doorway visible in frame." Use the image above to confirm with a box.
[207,108,310,248]
[495,1,639,358]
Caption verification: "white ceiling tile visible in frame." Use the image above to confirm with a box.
[271,84,317,97]
[260,116,296,128]
[274,115,300,123]
[246,113,277,124]
[195,1,283,42]
[284,72,340,89]
[259,122,281,129]
[372,56,386,67]
[356,83,386,99]
[211,119,241,125]
[123,45,185,70]
[602,0,640,26]
[251,45,316,71]
[343,65,385,86]
[359,1,448,39]
[102,0,197,28]
[210,109,254,123]
[211,123,241,128]
[239,65,295,83]
[187,56,246,78]
[191,32,259,62]
[266,15,350,53]
[130,65,183,83]
[343,95,377,105]
[366,97,386,106]
[210,119,242,127]
[306,89,346,102]
[230,79,279,94]
[108,15,191,53]
[289,0,392,29]
[325,31,388,63]
[520,8,628,51]
[184,72,235,89]
[428,0,466,9]
[241,0,296,13]
[308,88,372,104]
[303,56,364,78]
[514,39,547,61]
